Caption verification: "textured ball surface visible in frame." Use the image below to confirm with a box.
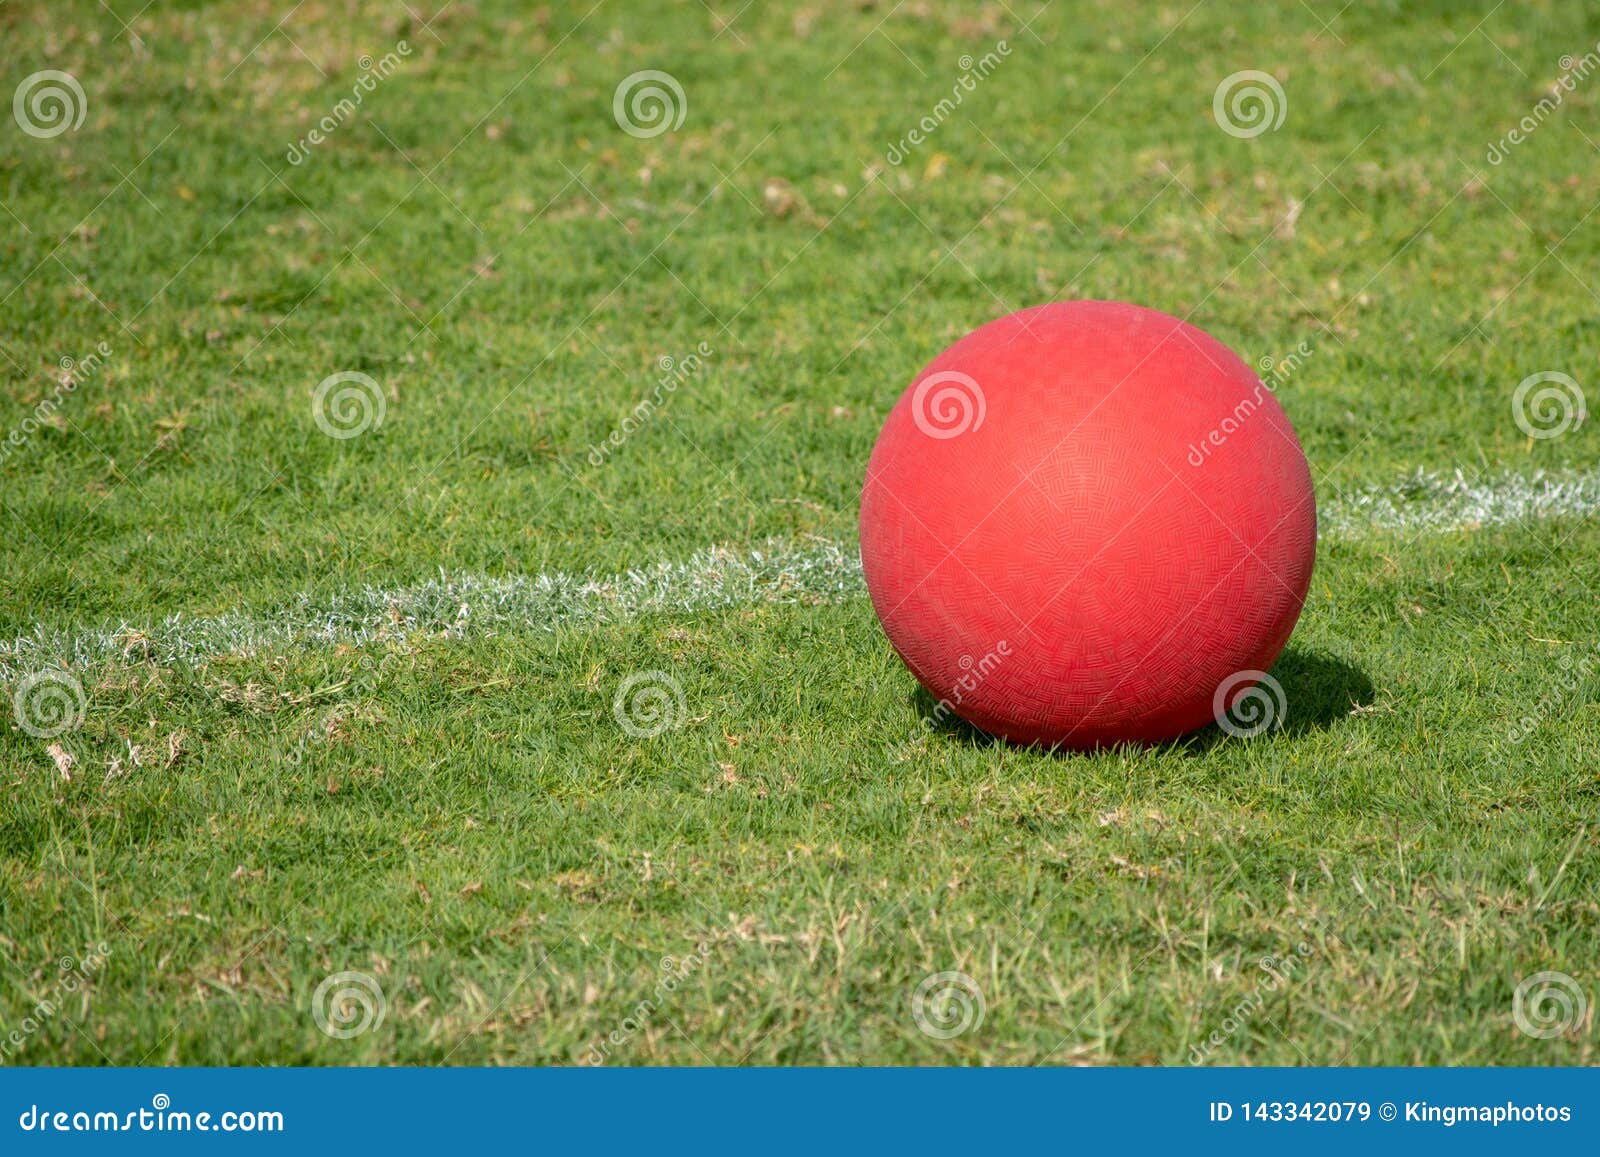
[860,301,1316,748]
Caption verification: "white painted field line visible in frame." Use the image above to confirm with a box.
[2,466,1595,682]
[0,537,864,683]
[1321,464,1600,536]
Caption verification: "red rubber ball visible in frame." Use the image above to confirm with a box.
[860,301,1316,748]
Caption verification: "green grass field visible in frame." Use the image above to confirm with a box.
[2,0,1597,1065]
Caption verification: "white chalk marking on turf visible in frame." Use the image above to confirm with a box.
[0,538,864,682]
[2,467,1596,681]
[1320,465,1600,536]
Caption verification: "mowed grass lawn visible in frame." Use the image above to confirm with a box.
[2,0,1598,1064]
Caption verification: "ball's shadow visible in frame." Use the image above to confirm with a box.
[905,646,1374,754]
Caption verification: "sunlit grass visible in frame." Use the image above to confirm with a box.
[1,0,1596,1065]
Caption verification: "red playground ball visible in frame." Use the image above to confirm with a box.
[860,301,1316,749]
